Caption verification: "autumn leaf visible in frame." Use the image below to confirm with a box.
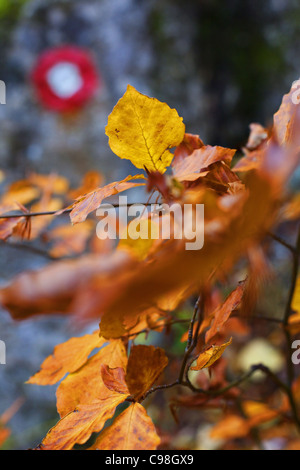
[126,345,168,401]
[56,340,127,417]
[0,217,24,241]
[1,180,40,205]
[89,403,160,450]
[205,281,246,343]
[37,394,126,450]
[106,85,185,173]
[172,145,236,182]
[245,123,268,150]
[273,84,299,147]
[28,173,69,195]
[68,171,103,200]
[27,331,104,386]
[0,250,133,320]
[173,132,204,166]
[100,365,129,395]
[191,338,232,371]
[210,414,250,440]
[68,174,145,224]
[48,221,94,258]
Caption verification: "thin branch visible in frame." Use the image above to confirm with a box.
[0,203,156,220]
[0,240,56,260]
[141,381,180,401]
[268,231,297,255]
[179,294,203,384]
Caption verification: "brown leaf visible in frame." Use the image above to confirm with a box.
[100,365,129,395]
[27,331,104,386]
[0,217,24,241]
[173,133,204,166]
[89,403,160,450]
[126,345,168,401]
[172,145,236,182]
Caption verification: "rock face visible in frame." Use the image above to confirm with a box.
[0,0,156,183]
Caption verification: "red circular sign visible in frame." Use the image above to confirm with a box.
[32,46,100,112]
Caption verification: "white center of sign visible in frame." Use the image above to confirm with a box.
[46,62,83,99]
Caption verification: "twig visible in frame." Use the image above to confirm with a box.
[178,294,203,384]
[268,231,298,255]
[0,240,56,260]
[0,203,156,220]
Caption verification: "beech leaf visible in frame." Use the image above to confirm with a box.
[89,403,160,450]
[106,85,185,173]
[126,345,168,401]
[191,338,232,371]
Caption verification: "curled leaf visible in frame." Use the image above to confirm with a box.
[191,338,232,371]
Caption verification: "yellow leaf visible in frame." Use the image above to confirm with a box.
[106,85,185,173]
[191,338,232,371]
[89,403,160,450]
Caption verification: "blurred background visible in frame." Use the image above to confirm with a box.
[0,0,300,449]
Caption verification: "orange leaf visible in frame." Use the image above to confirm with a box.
[126,345,168,401]
[69,174,145,224]
[56,340,127,417]
[68,171,103,200]
[89,403,160,450]
[27,331,104,386]
[48,221,94,258]
[205,281,246,343]
[37,394,126,450]
[210,414,250,440]
[191,338,232,371]
[0,250,133,320]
